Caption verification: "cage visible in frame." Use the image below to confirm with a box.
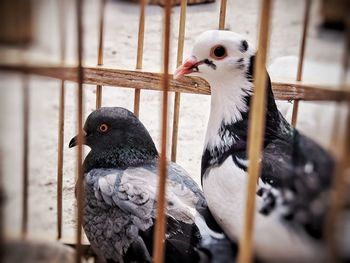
[0,0,349,262]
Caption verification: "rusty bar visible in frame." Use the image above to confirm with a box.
[133,0,147,117]
[57,0,67,240]
[21,74,29,239]
[238,1,272,263]
[75,0,84,262]
[292,0,311,127]
[171,0,187,162]
[96,0,106,109]
[219,0,227,30]
[152,0,171,262]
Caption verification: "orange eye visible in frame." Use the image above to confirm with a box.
[210,45,227,60]
[99,123,109,133]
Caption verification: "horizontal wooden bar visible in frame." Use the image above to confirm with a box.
[1,64,350,101]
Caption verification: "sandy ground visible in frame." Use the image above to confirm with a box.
[0,0,348,242]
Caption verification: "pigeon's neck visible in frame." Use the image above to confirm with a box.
[204,75,252,152]
[201,75,285,177]
[83,145,158,173]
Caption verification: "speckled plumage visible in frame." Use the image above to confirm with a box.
[175,30,342,262]
[70,107,236,263]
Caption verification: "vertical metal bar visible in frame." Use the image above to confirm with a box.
[21,74,29,239]
[96,0,106,109]
[152,0,171,262]
[57,0,67,240]
[291,0,311,127]
[75,0,84,262]
[237,1,272,263]
[218,0,227,30]
[133,0,147,117]
[171,0,187,162]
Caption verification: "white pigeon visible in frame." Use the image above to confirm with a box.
[174,30,341,262]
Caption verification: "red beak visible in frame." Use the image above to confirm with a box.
[174,56,199,79]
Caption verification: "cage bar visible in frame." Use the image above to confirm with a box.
[0,152,3,263]
[238,1,272,262]
[75,0,84,262]
[291,0,311,127]
[152,0,171,262]
[219,0,227,30]
[2,64,349,101]
[96,0,106,109]
[171,0,187,162]
[133,0,147,117]
[325,18,350,262]
[56,0,67,240]
[21,74,29,239]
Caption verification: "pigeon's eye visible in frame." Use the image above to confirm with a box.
[210,45,227,60]
[98,123,109,133]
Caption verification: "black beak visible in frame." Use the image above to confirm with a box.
[69,135,78,148]
[69,132,86,148]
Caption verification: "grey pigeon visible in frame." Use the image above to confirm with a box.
[174,30,349,262]
[69,107,236,263]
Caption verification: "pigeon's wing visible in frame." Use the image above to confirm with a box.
[259,132,334,239]
[167,162,239,263]
[90,165,205,263]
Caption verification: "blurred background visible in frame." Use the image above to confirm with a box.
[0,0,349,261]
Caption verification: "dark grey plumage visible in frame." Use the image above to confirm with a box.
[69,107,236,263]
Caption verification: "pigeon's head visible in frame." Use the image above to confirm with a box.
[174,30,255,85]
[69,107,158,158]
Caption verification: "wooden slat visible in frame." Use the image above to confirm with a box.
[133,0,147,117]
[21,74,29,239]
[291,99,299,127]
[96,0,106,109]
[57,80,65,240]
[219,0,227,30]
[1,64,350,101]
[326,16,350,262]
[57,0,67,240]
[238,1,272,263]
[75,0,84,262]
[152,0,171,262]
[0,152,3,263]
[171,0,187,162]
[292,0,312,127]
[296,0,311,82]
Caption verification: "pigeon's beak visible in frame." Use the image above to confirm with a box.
[69,132,86,148]
[174,56,201,79]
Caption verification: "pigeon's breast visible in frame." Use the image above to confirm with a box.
[202,156,326,262]
[202,156,247,240]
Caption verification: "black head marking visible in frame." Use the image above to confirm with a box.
[237,58,245,70]
[240,40,249,53]
[204,59,217,70]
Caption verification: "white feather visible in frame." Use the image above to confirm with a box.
[203,157,325,262]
